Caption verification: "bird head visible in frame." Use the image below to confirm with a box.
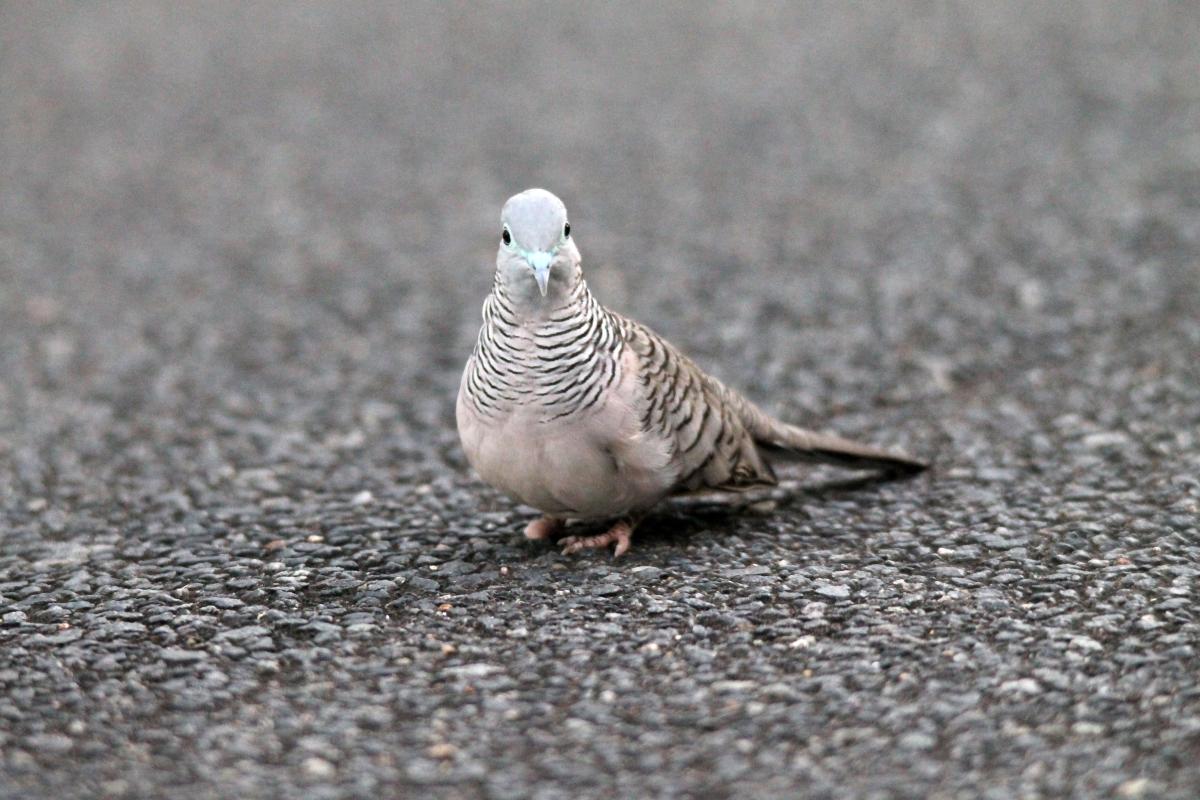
[496,188,580,304]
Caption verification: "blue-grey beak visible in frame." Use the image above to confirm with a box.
[526,251,553,296]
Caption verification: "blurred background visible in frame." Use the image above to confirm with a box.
[1,3,1199,799]
[2,3,1198,504]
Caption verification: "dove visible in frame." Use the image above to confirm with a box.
[456,188,926,557]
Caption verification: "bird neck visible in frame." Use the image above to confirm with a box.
[465,276,622,421]
[489,273,591,326]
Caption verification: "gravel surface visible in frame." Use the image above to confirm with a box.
[2,3,1199,799]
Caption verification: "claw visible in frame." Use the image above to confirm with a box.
[559,520,634,558]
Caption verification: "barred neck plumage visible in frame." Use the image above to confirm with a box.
[464,276,624,421]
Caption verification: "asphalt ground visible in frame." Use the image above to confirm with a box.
[1,3,1199,799]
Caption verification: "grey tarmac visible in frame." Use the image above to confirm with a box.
[1,3,1198,799]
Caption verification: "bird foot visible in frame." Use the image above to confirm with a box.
[523,516,564,541]
[559,520,634,558]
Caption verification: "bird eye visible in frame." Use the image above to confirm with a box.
[502,227,512,246]
[563,223,571,238]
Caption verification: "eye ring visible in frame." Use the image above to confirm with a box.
[563,222,571,238]
[502,227,512,246]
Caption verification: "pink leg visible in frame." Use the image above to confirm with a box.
[559,519,636,558]
[523,516,564,541]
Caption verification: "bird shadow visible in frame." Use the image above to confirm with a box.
[563,470,921,552]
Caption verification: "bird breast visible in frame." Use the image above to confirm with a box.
[456,348,675,519]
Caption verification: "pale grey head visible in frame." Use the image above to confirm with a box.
[496,188,581,306]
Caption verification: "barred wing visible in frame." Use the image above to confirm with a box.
[611,313,777,492]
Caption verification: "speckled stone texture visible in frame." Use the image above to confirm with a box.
[1,3,1198,799]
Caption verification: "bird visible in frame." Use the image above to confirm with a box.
[457,188,926,557]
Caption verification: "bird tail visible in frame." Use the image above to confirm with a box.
[758,425,928,475]
[735,395,927,476]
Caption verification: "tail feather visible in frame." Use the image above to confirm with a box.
[735,396,927,476]
[758,428,927,475]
